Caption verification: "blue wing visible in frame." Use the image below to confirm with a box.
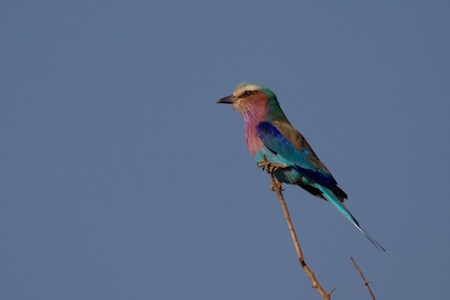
[257,121,385,251]
[256,121,346,199]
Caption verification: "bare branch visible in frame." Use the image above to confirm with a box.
[259,157,333,300]
[350,257,376,300]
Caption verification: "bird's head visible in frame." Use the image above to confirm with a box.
[217,82,287,122]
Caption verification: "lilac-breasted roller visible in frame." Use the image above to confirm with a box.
[218,82,385,251]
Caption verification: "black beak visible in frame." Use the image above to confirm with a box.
[217,95,234,104]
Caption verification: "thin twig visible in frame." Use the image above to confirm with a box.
[350,257,376,300]
[259,157,333,300]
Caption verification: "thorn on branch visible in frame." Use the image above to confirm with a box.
[351,257,377,300]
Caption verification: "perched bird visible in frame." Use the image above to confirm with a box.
[218,82,385,251]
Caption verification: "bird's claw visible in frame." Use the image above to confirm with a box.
[257,157,287,191]
[257,159,287,174]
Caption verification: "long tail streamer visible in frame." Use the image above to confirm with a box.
[317,185,386,252]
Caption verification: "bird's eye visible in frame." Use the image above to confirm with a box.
[244,91,252,96]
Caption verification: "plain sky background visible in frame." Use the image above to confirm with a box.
[1,1,449,299]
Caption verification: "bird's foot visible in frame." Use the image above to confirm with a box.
[257,159,288,174]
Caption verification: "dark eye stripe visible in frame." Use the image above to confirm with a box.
[242,90,257,97]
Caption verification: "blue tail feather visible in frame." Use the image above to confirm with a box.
[316,185,386,252]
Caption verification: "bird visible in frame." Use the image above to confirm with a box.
[217,82,385,251]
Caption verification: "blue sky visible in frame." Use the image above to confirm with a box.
[1,1,449,299]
